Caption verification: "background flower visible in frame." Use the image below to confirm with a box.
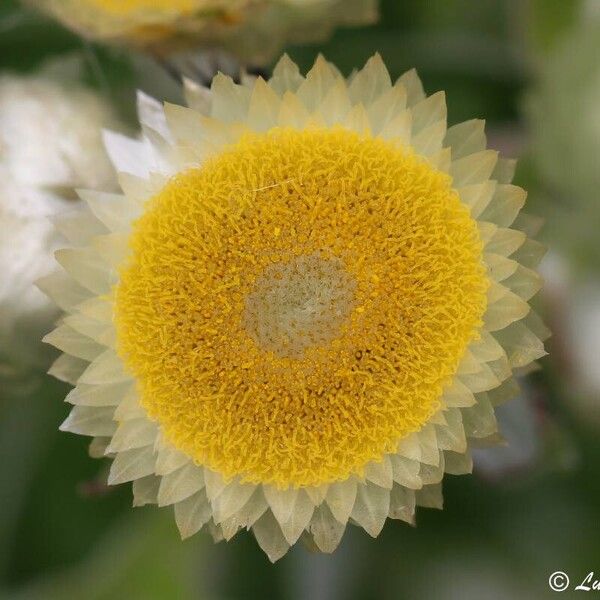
[0,65,118,379]
[24,0,378,65]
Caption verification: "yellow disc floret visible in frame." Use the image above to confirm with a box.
[115,127,488,488]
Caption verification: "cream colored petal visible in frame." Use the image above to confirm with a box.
[428,147,452,172]
[397,68,425,106]
[444,450,473,475]
[75,296,113,323]
[247,78,281,132]
[210,73,251,122]
[478,221,498,245]
[325,479,357,524]
[411,120,446,158]
[64,313,114,348]
[132,475,160,507]
[457,181,496,218]
[504,265,542,301]
[297,55,339,111]
[103,130,150,178]
[65,381,131,407]
[48,353,88,384]
[435,409,467,453]
[118,171,166,205]
[232,487,269,528]
[485,253,519,283]
[113,386,145,421]
[174,490,212,539]
[342,104,371,135]
[363,456,393,489]
[524,309,550,343]
[212,479,256,524]
[108,445,156,485]
[55,247,114,295]
[485,227,526,257]
[183,78,212,115]
[79,189,142,233]
[419,453,445,485]
[264,486,298,525]
[484,282,531,332]
[389,455,422,490]
[442,378,476,408]
[494,322,546,369]
[411,91,446,134]
[389,484,416,524]
[108,419,157,453]
[219,517,241,542]
[270,54,305,96]
[318,78,352,126]
[350,483,390,537]
[78,349,129,385]
[379,109,411,146]
[252,511,290,563]
[512,212,544,238]
[457,348,484,375]
[43,324,104,361]
[60,405,116,437]
[155,443,190,476]
[137,90,171,141]
[513,239,547,270]
[304,484,329,506]
[158,462,205,507]
[479,184,526,227]
[37,271,91,313]
[462,394,498,439]
[486,354,512,384]
[279,490,314,545]
[367,83,408,134]
[395,432,422,462]
[417,424,442,466]
[309,504,346,554]
[415,483,443,509]
[492,157,516,184]
[444,119,486,159]
[469,331,506,363]
[487,378,520,407]
[450,150,498,187]
[89,436,111,459]
[278,91,311,128]
[348,54,392,106]
[92,232,130,268]
[203,468,227,502]
[207,519,225,543]
[458,362,500,394]
[51,210,107,248]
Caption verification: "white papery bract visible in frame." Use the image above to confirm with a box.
[44,55,548,561]
[0,73,117,373]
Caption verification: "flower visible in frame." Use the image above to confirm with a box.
[26,0,378,65]
[0,71,117,377]
[43,54,548,561]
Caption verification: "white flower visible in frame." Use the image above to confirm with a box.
[44,55,548,561]
[0,72,118,372]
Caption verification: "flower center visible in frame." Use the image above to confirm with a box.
[244,252,357,359]
[115,127,488,488]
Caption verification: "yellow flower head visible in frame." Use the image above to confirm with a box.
[26,0,378,63]
[43,55,548,561]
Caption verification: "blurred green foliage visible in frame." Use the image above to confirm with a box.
[0,1,597,599]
